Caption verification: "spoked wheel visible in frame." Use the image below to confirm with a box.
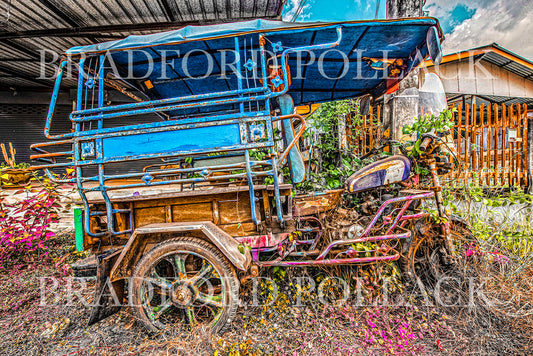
[130,237,239,334]
[403,217,471,290]
[408,228,448,289]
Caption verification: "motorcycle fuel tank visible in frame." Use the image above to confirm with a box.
[345,155,411,193]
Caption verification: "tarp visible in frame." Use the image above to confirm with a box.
[67,18,443,107]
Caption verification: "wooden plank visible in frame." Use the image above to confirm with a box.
[134,206,166,227]
[511,104,517,185]
[212,200,220,225]
[520,104,526,185]
[218,198,253,224]
[172,202,214,222]
[465,103,471,184]
[509,104,513,185]
[519,104,528,187]
[487,104,492,186]
[472,103,479,184]
[115,207,128,234]
[493,104,500,185]
[293,189,344,217]
[516,104,522,185]
[479,104,489,186]
[134,193,216,209]
[345,113,351,146]
[376,105,382,150]
[369,105,374,150]
[262,188,271,221]
[522,104,530,186]
[477,103,483,184]
[365,107,371,155]
[498,105,500,186]
[456,103,463,185]
[165,205,172,223]
[502,104,509,186]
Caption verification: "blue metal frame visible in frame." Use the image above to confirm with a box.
[31,26,343,238]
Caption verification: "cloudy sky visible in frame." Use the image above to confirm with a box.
[282,0,533,59]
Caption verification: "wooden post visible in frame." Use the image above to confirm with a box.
[486,104,492,186]
[465,103,471,184]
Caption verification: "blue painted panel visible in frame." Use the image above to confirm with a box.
[102,124,241,159]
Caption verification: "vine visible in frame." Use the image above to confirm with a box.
[299,99,366,191]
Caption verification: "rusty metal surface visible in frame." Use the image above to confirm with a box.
[293,189,344,217]
[110,221,251,282]
[83,183,293,204]
[87,249,124,325]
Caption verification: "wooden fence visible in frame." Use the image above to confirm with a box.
[347,105,385,157]
[349,102,529,188]
[446,102,529,187]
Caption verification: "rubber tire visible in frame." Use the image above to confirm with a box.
[130,237,239,334]
[400,216,473,287]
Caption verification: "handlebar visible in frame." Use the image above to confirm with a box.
[361,139,408,160]
[419,135,433,152]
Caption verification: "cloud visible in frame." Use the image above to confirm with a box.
[282,0,312,21]
[425,0,533,59]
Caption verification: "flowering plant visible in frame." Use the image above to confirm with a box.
[0,187,60,267]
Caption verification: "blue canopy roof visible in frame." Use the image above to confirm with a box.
[67,18,443,108]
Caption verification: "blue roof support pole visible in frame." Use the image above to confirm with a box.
[234,37,245,114]
[244,150,258,226]
[235,36,258,227]
[259,33,283,227]
[98,54,105,115]
[44,60,67,139]
[96,54,109,232]
[74,59,91,236]
[75,56,108,237]
[76,57,85,133]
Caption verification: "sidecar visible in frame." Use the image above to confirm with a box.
[30,17,443,332]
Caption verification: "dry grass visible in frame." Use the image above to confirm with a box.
[0,210,532,355]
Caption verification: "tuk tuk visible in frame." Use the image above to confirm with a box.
[31,17,448,333]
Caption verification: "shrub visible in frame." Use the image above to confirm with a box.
[0,187,60,267]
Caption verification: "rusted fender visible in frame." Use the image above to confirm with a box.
[109,221,251,282]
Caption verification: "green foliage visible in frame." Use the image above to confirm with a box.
[0,162,30,169]
[402,108,455,137]
[249,149,267,161]
[301,99,365,190]
[402,108,456,157]
[443,183,533,263]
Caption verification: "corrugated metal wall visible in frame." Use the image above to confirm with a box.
[0,104,72,165]
[0,104,176,175]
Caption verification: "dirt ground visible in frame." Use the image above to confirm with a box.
[1,232,532,356]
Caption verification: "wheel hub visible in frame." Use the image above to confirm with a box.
[171,283,197,308]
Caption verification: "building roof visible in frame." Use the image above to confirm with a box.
[422,43,533,107]
[425,43,533,82]
[446,93,533,107]
[0,0,285,90]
